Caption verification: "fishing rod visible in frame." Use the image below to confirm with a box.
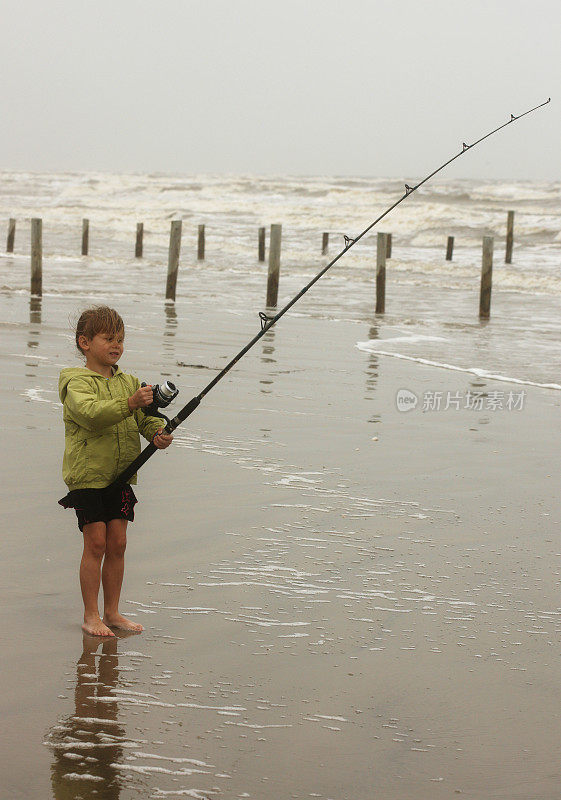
[112,97,550,487]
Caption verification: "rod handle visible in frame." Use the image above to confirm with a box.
[113,441,158,486]
[110,395,202,488]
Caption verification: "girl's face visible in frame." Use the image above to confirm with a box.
[79,331,124,371]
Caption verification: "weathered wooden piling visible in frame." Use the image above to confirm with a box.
[81,219,89,255]
[31,218,42,297]
[135,223,143,258]
[266,224,282,307]
[446,236,454,261]
[505,210,514,264]
[165,220,182,302]
[322,232,329,255]
[6,218,15,252]
[385,233,392,259]
[376,232,387,314]
[258,227,266,262]
[198,224,205,261]
[479,236,493,318]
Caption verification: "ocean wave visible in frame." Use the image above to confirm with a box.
[356,342,561,391]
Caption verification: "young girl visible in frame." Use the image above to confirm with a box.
[59,306,173,637]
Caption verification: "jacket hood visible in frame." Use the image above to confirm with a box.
[59,365,123,403]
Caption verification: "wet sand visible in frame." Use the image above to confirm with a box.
[1,287,561,800]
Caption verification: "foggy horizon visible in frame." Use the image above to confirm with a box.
[1,0,558,181]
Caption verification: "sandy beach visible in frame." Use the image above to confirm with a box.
[1,0,560,788]
[1,271,560,799]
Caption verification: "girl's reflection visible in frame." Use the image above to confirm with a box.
[46,634,134,799]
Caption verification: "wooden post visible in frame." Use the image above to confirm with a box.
[166,220,182,302]
[322,232,329,255]
[6,218,15,252]
[386,233,392,258]
[505,210,514,264]
[135,223,143,258]
[81,219,89,255]
[198,224,205,261]
[446,236,454,261]
[258,227,266,262]
[266,224,282,307]
[376,232,387,314]
[479,236,493,318]
[31,218,42,297]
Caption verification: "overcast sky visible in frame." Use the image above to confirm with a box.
[1,0,558,179]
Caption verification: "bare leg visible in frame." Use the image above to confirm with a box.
[80,522,115,637]
[102,519,143,632]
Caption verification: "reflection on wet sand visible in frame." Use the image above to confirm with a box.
[164,302,177,337]
[29,296,42,326]
[364,324,379,396]
[260,327,276,394]
[24,296,43,378]
[162,302,178,369]
[28,297,42,353]
[364,325,382,425]
[45,634,134,800]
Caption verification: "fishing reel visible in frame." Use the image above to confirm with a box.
[140,380,179,423]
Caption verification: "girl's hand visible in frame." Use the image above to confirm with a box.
[128,384,153,411]
[153,429,173,449]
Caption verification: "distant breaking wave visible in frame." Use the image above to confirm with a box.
[356,341,561,391]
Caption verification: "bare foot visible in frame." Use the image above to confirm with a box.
[103,613,144,633]
[82,616,116,637]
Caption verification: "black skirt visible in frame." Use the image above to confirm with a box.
[59,484,137,532]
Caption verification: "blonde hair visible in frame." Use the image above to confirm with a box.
[75,306,124,354]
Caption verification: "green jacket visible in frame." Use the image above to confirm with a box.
[59,366,165,490]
